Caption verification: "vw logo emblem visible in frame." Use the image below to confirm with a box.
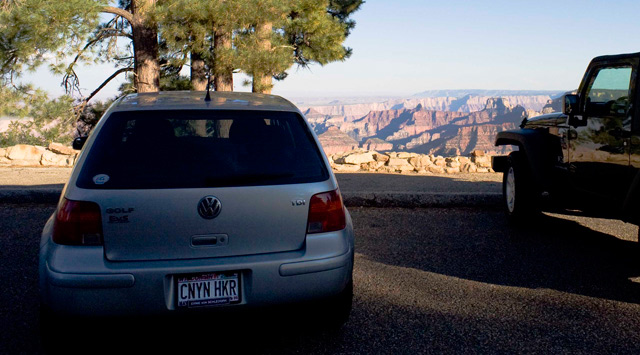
[197,196,222,219]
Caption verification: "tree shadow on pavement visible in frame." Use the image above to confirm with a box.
[350,207,640,305]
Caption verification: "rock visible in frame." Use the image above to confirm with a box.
[444,167,460,174]
[372,153,390,162]
[433,157,446,167]
[6,145,46,162]
[387,158,412,168]
[446,160,461,168]
[408,155,431,169]
[471,150,485,157]
[476,168,491,173]
[41,150,74,167]
[396,152,416,159]
[335,151,375,165]
[458,156,471,164]
[460,162,477,173]
[318,127,359,155]
[472,155,492,168]
[0,147,5,158]
[48,142,77,155]
[361,161,385,171]
[427,166,445,174]
[361,138,393,151]
[332,164,361,172]
[396,165,416,173]
[0,157,10,166]
[377,166,396,173]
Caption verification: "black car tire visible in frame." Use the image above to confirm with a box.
[503,151,539,222]
[314,279,353,330]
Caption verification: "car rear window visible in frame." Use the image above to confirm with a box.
[76,110,329,189]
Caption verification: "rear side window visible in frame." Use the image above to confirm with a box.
[77,110,328,189]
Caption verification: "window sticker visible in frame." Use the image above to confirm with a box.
[93,174,110,185]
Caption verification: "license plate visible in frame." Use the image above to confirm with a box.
[176,271,241,308]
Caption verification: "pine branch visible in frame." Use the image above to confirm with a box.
[63,28,133,96]
[102,6,134,24]
[74,67,133,119]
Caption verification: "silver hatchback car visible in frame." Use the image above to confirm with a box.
[39,91,354,328]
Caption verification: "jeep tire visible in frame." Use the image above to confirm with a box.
[503,151,539,222]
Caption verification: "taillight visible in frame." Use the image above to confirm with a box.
[307,189,346,234]
[52,198,103,246]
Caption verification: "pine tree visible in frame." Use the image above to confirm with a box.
[237,0,363,93]
[1,0,161,98]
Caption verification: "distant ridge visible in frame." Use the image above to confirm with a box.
[412,89,566,99]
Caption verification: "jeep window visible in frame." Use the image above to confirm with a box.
[584,66,633,118]
[77,110,329,189]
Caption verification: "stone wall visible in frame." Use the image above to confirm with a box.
[0,143,78,167]
[0,143,497,174]
[329,150,494,174]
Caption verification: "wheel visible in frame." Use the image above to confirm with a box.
[503,151,539,222]
[313,280,353,330]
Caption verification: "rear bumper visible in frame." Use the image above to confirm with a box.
[40,228,354,317]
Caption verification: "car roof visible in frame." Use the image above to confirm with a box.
[110,91,300,112]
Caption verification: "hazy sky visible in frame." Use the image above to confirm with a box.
[22,0,640,101]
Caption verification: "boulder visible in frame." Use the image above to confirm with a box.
[433,157,447,167]
[0,147,5,158]
[6,144,46,161]
[447,161,460,168]
[377,166,396,173]
[471,150,485,157]
[335,151,375,165]
[472,155,491,168]
[41,150,74,167]
[396,165,416,173]
[48,142,77,155]
[372,153,390,162]
[396,152,415,159]
[460,162,477,173]
[427,166,445,174]
[408,155,431,169]
[444,167,460,174]
[0,157,10,166]
[387,157,412,168]
[332,164,361,172]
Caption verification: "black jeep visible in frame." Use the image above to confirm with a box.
[492,52,640,231]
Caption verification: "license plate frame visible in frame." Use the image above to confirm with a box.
[175,271,241,309]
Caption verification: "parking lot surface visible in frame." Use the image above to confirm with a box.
[2,204,640,353]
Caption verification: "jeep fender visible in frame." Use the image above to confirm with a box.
[622,170,640,224]
[494,129,556,193]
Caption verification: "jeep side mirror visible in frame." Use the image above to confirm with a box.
[562,94,579,115]
[72,136,88,150]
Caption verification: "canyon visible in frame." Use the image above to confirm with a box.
[308,93,563,156]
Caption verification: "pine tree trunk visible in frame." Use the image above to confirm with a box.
[189,52,208,135]
[131,0,160,93]
[213,30,233,92]
[190,52,207,91]
[252,22,272,94]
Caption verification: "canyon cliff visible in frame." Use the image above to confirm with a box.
[310,95,543,156]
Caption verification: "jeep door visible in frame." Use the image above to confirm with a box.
[568,60,638,206]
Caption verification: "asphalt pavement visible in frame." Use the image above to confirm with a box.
[3,204,640,353]
[0,168,503,207]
